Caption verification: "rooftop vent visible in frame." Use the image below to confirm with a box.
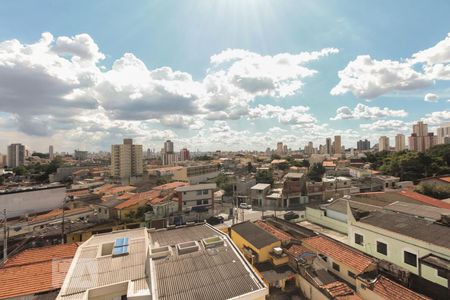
[177,241,199,255]
[202,236,224,249]
[150,246,171,259]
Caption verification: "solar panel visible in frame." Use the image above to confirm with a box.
[114,238,124,247]
[112,237,130,256]
[113,246,124,256]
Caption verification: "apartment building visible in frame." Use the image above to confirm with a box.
[111,139,143,180]
[437,122,450,144]
[409,121,437,152]
[171,163,219,184]
[7,143,25,168]
[395,133,406,151]
[378,136,390,152]
[175,183,216,222]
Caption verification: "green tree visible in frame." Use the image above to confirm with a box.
[256,170,274,185]
[308,163,325,182]
[13,165,28,176]
[247,162,255,173]
[271,153,281,160]
[215,173,234,196]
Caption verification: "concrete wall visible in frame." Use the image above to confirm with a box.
[0,187,66,218]
[349,220,450,287]
[297,274,329,300]
[305,207,348,234]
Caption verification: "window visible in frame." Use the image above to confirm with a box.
[377,241,388,255]
[202,199,209,205]
[183,201,186,206]
[437,268,447,279]
[404,251,417,267]
[355,233,364,246]
[196,190,202,195]
[332,262,340,272]
[348,271,356,279]
[319,254,327,262]
[203,189,208,195]
[196,200,202,205]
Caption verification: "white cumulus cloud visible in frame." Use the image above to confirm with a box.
[331,103,408,120]
[424,93,439,102]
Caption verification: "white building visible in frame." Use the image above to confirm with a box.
[57,225,268,300]
[378,136,390,152]
[111,139,143,180]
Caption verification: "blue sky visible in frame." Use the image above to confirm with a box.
[0,0,449,152]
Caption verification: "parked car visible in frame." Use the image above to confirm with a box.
[284,211,299,221]
[206,216,225,225]
[239,203,251,209]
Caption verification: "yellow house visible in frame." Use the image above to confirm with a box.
[230,221,281,264]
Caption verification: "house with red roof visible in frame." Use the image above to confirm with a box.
[0,243,78,300]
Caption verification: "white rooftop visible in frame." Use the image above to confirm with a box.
[251,183,271,190]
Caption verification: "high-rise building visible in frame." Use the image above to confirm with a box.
[356,139,370,151]
[437,123,450,144]
[334,136,342,154]
[395,134,406,152]
[111,138,143,179]
[283,145,288,154]
[276,142,284,155]
[180,148,190,161]
[0,154,7,167]
[7,143,25,168]
[74,150,88,161]
[49,145,54,160]
[408,121,437,152]
[162,140,177,165]
[379,136,390,152]
[325,138,332,154]
[304,141,314,155]
[164,140,174,153]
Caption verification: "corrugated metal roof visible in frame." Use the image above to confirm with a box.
[151,226,265,300]
[59,228,149,298]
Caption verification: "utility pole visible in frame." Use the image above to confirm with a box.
[61,197,66,244]
[232,183,236,225]
[3,209,7,261]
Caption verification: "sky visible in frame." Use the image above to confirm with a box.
[0,0,450,153]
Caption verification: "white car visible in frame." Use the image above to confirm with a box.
[239,203,251,209]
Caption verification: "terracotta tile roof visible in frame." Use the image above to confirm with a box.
[95,183,114,194]
[255,220,292,242]
[108,185,136,195]
[399,190,450,209]
[30,207,92,223]
[285,244,309,257]
[115,190,158,209]
[4,243,78,268]
[321,281,359,298]
[153,181,188,191]
[116,192,135,200]
[323,161,336,167]
[0,244,78,299]
[303,236,375,274]
[372,276,430,300]
[66,189,91,197]
[440,176,450,183]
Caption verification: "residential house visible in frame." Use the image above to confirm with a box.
[57,225,268,300]
[174,183,216,223]
[0,243,78,300]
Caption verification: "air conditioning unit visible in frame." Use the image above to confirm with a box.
[273,247,283,255]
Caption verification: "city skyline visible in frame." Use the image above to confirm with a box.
[1,1,450,152]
